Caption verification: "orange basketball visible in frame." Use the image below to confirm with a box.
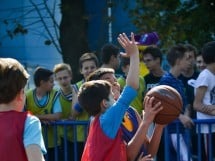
[144,85,182,124]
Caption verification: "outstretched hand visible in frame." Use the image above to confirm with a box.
[117,32,139,57]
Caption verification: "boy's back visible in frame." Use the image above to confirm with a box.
[0,111,28,160]
[0,58,46,161]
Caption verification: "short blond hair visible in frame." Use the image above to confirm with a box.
[53,63,72,76]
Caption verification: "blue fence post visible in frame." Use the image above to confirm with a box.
[176,122,180,161]
[54,124,58,161]
[63,124,68,161]
[43,124,49,161]
[73,123,78,161]
[164,127,169,161]
[186,128,191,161]
[197,123,202,161]
[209,124,212,161]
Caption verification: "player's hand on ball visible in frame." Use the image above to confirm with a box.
[142,96,163,124]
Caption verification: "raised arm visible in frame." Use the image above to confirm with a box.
[117,32,139,90]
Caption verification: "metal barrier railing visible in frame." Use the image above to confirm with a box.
[42,120,89,161]
[195,119,215,161]
[164,119,215,161]
[42,119,215,161]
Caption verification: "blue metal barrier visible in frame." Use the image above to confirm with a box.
[42,120,89,161]
[164,119,215,161]
[42,119,215,161]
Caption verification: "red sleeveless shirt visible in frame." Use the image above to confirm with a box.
[81,115,127,161]
[0,110,28,161]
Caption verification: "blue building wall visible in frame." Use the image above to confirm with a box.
[1,0,137,80]
[0,0,63,71]
[84,0,137,52]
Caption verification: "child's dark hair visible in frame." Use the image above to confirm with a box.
[142,46,163,64]
[101,43,120,64]
[78,80,111,116]
[0,58,29,103]
[184,44,198,57]
[34,67,53,87]
[196,50,202,57]
[120,56,130,67]
[167,44,187,66]
[202,41,215,64]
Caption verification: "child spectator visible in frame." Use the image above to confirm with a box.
[53,63,76,161]
[117,56,145,114]
[196,51,206,72]
[25,67,62,161]
[72,52,99,160]
[142,46,166,92]
[178,44,201,160]
[134,32,160,77]
[159,44,194,161]
[0,58,46,161]
[142,46,166,161]
[74,52,99,90]
[179,44,200,119]
[100,43,120,71]
[193,41,215,160]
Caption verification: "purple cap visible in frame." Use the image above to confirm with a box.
[134,32,159,46]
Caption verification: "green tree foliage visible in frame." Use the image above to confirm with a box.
[129,0,215,50]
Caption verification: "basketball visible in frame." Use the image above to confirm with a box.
[144,85,182,124]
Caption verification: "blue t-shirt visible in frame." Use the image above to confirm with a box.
[160,72,188,111]
[24,115,47,154]
[159,72,187,133]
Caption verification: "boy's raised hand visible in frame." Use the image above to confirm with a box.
[118,32,139,90]
[117,32,139,57]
